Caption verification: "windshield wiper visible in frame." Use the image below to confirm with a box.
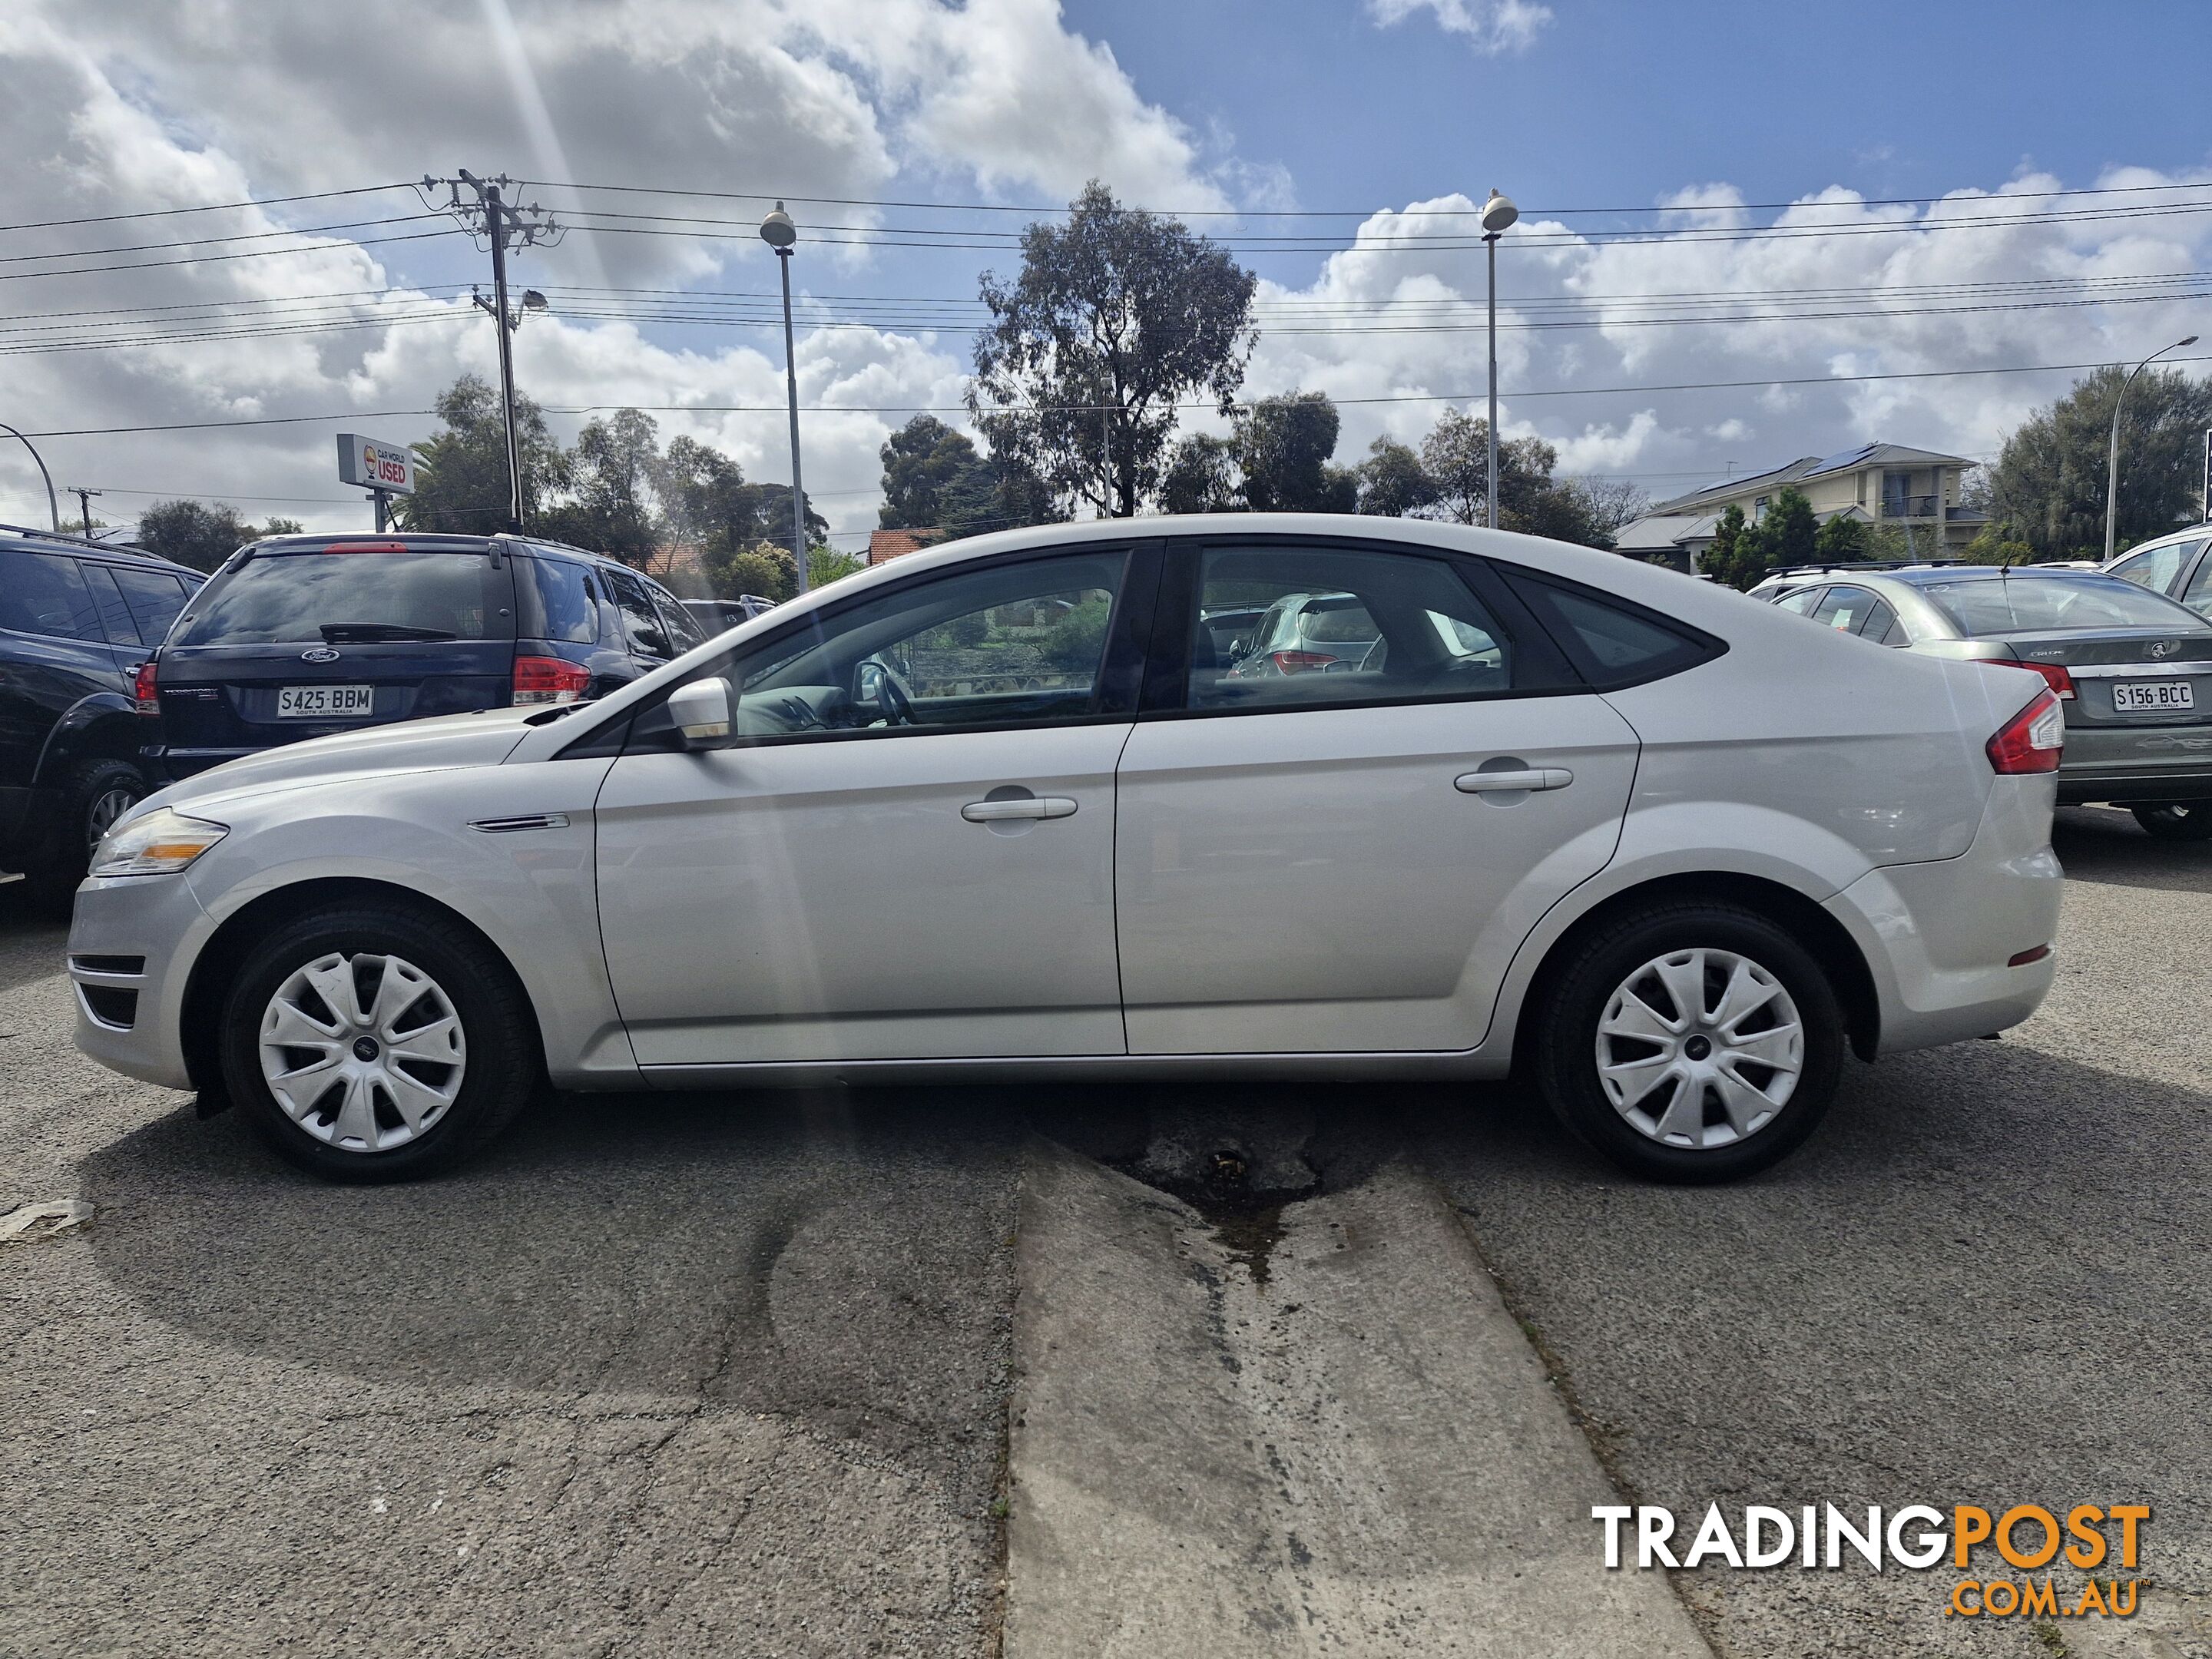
[319,622,458,642]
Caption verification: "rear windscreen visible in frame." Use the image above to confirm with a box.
[174,551,513,646]
[1922,575,2205,636]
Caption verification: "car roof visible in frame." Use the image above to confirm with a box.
[0,520,204,576]
[1881,564,2134,588]
[241,530,658,575]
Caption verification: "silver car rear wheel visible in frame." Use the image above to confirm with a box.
[1594,945,1804,1150]
[258,951,467,1153]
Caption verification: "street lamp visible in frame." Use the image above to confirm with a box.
[760,201,810,597]
[0,421,60,533]
[2106,333,2199,561]
[1480,189,1518,531]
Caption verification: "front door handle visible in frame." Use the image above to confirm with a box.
[962,796,1078,822]
[1455,767,1574,793]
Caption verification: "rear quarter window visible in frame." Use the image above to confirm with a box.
[517,555,602,644]
[175,550,514,646]
[1497,568,1725,690]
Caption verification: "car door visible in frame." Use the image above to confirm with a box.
[0,548,126,824]
[1113,536,1641,1056]
[592,541,1153,1068]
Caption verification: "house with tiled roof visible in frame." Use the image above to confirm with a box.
[868,528,949,565]
[1615,442,1988,571]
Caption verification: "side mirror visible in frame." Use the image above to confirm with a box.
[1227,637,1250,661]
[667,676,733,750]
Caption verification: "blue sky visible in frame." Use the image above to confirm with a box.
[2,0,2208,538]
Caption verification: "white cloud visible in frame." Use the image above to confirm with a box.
[1365,0,1552,54]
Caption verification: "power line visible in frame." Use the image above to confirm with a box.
[0,183,417,235]
[0,227,466,283]
[14,351,2208,441]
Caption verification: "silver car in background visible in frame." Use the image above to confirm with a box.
[69,516,2062,1187]
[1757,564,2212,837]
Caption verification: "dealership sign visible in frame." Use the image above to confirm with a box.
[336,432,416,495]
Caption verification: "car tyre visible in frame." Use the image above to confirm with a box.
[219,901,541,1182]
[25,758,144,914]
[1533,900,1845,1184]
[2130,801,2212,841]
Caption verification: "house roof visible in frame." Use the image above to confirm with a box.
[868,527,948,565]
[1654,441,1978,514]
[1611,512,1719,551]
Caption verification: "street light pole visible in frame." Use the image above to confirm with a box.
[760,204,809,597]
[2106,333,2198,561]
[0,422,60,532]
[1479,189,1518,531]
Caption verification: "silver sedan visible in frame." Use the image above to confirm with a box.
[71,516,2062,1185]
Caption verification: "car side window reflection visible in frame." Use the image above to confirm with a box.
[630,549,1130,750]
[1183,543,1545,713]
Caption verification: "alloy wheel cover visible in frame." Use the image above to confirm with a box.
[1594,946,1803,1149]
[258,951,467,1152]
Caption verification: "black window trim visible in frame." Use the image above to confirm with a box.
[1496,563,1729,693]
[1135,531,1589,723]
[556,538,1164,760]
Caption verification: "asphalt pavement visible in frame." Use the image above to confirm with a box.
[5,804,2210,1657]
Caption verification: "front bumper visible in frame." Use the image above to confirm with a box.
[68,870,215,1092]
[1824,775,2062,1056]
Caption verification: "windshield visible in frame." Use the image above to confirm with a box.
[1922,575,2206,636]
[174,551,512,647]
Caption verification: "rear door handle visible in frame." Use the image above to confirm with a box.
[1455,767,1574,793]
[962,796,1078,822]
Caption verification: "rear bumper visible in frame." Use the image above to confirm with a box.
[1824,775,2062,1056]
[2055,724,2212,803]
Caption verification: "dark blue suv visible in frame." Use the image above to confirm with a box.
[140,532,711,781]
[0,525,204,902]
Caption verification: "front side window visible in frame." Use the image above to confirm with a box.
[631,548,1129,748]
[602,568,673,660]
[1183,542,1558,712]
[111,568,191,644]
[1774,586,1824,615]
[0,549,102,641]
[2181,555,2212,620]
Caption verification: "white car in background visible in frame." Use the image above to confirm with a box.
[69,515,2062,1184]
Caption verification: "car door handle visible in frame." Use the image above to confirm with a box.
[1455,767,1574,793]
[962,796,1078,822]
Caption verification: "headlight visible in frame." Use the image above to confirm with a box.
[89,808,229,878]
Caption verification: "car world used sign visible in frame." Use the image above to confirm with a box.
[336,432,416,495]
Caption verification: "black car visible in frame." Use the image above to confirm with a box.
[140,532,709,781]
[0,525,204,899]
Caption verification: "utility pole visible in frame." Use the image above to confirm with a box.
[2202,429,2210,524]
[68,485,101,538]
[422,172,560,534]
[1102,403,1113,518]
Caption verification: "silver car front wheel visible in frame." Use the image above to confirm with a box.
[1595,947,1803,1149]
[258,951,467,1153]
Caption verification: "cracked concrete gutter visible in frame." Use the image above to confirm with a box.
[1002,1137,1709,1657]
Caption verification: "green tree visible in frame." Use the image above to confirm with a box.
[1353,437,1438,518]
[134,500,259,571]
[260,516,305,538]
[1700,503,1748,587]
[969,181,1258,518]
[1986,365,2212,558]
[658,435,827,575]
[1763,486,1818,569]
[1813,511,1871,564]
[1419,408,1492,525]
[879,415,979,529]
[1159,432,1241,515]
[397,373,568,532]
[1235,391,1357,513]
[538,407,663,565]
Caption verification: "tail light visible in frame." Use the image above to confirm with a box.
[322,541,413,553]
[131,660,159,715]
[512,654,591,706]
[1968,652,2074,699]
[1987,688,2064,774]
[1270,650,1338,674]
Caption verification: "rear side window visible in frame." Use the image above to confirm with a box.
[112,568,192,644]
[174,550,513,646]
[0,549,102,641]
[517,555,601,644]
[1499,568,1724,690]
[601,567,673,659]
